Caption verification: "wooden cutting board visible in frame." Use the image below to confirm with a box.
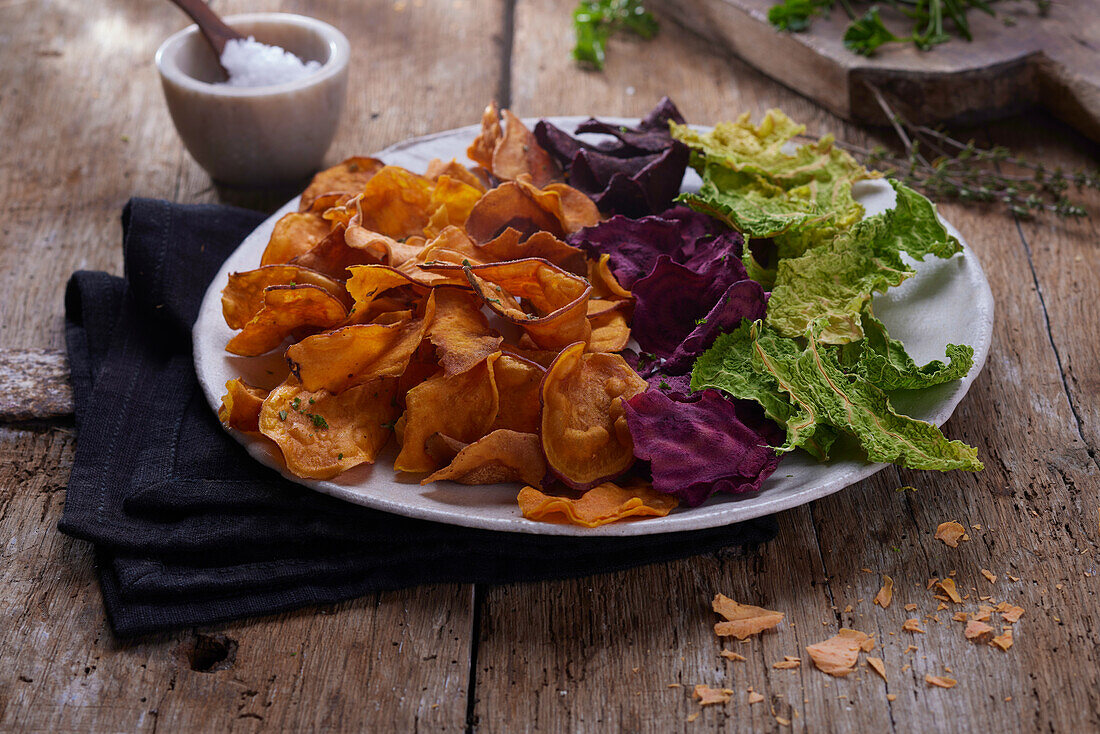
[652,0,1100,141]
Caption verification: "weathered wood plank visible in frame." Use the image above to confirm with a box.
[0,349,73,422]
[472,2,1100,731]
[0,0,510,729]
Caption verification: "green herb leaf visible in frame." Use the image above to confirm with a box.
[278,410,288,421]
[572,0,658,71]
[843,7,903,56]
[767,0,832,32]
[310,414,329,429]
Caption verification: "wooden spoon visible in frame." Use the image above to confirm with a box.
[168,0,245,58]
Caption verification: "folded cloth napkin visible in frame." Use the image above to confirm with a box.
[59,198,777,637]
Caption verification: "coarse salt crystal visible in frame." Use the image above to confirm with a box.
[219,37,322,87]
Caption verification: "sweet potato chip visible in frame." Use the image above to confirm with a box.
[925,675,957,689]
[477,229,586,272]
[490,353,544,434]
[806,629,872,677]
[426,287,504,375]
[492,109,561,187]
[345,264,430,320]
[218,378,269,433]
[425,175,484,237]
[588,254,633,301]
[286,297,434,394]
[540,342,647,489]
[299,157,385,212]
[465,259,592,351]
[467,102,503,171]
[990,629,1013,651]
[345,226,425,267]
[712,594,784,639]
[720,651,746,662]
[540,182,602,234]
[692,685,734,706]
[356,165,435,239]
[747,690,765,705]
[222,265,349,329]
[935,521,969,547]
[394,353,501,473]
[902,619,925,633]
[291,226,385,281]
[226,285,347,356]
[965,619,994,642]
[262,212,333,266]
[867,656,887,681]
[422,429,546,486]
[873,575,894,609]
[980,569,997,583]
[426,158,488,192]
[517,480,677,528]
[772,657,800,670]
[258,377,398,479]
[999,604,1025,623]
[417,226,486,268]
[587,300,632,353]
[937,578,963,604]
[464,181,565,243]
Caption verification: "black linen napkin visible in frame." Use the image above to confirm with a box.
[59,198,777,637]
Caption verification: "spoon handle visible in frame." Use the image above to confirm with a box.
[167,0,245,56]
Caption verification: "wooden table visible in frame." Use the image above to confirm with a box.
[2,1,1098,731]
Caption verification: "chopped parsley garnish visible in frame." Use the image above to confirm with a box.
[291,397,301,411]
[658,379,670,390]
[337,453,344,460]
[695,317,708,325]
[310,414,329,429]
[278,410,288,421]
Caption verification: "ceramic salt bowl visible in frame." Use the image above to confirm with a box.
[155,13,350,187]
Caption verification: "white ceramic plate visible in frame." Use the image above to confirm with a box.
[194,117,994,536]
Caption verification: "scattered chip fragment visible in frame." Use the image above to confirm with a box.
[935,521,969,547]
[712,594,784,639]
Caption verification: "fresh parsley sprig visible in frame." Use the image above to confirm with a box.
[768,0,1050,56]
[572,0,659,71]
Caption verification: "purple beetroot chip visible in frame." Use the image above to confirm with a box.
[624,389,783,507]
[534,97,690,217]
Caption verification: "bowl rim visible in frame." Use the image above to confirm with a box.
[155,12,350,97]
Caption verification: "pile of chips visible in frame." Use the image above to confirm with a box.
[217,103,689,528]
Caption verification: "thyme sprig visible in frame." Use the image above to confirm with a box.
[817,86,1099,219]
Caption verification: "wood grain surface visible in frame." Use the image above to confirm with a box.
[651,0,1100,141]
[1,0,1097,731]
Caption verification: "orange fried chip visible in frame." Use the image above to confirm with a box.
[587,300,632,353]
[345,264,430,320]
[345,226,425,268]
[465,258,592,351]
[902,618,925,633]
[935,520,969,547]
[805,629,872,677]
[464,181,565,243]
[925,675,957,689]
[467,102,503,171]
[422,429,546,487]
[999,604,1025,623]
[990,628,1013,651]
[588,254,633,300]
[286,297,434,394]
[222,265,349,330]
[425,175,484,237]
[514,177,600,234]
[772,657,801,670]
[691,684,734,707]
[426,287,504,375]
[936,578,962,604]
[492,109,561,187]
[262,212,333,266]
[218,378,269,433]
[712,594,785,639]
[291,226,385,281]
[964,619,994,642]
[394,353,501,473]
[477,229,586,272]
[490,353,544,434]
[226,284,347,357]
[258,377,398,479]
[355,166,435,239]
[873,575,894,609]
[426,158,488,193]
[720,650,746,662]
[867,656,887,682]
[517,480,677,528]
[299,157,386,212]
[540,342,647,489]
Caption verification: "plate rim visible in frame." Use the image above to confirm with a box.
[193,116,994,537]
